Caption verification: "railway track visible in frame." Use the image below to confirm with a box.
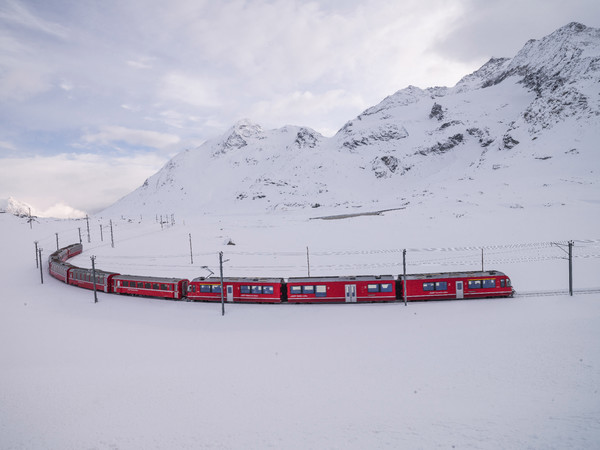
[515,288,600,298]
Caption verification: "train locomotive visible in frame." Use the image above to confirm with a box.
[48,243,514,303]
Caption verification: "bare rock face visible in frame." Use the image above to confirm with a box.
[429,103,444,121]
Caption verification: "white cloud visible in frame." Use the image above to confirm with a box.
[37,202,86,219]
[0,140,16,151]
[126,57,155,70]
[82,126,181,150]
[0,0,68,38]
[250,89,366,136]
[159,72,222,108]
[0,153,168,214]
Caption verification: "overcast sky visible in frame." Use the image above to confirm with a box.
[1,0,598,217]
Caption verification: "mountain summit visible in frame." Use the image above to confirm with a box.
[102,23,600,219]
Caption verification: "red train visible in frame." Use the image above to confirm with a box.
[47,244,188,300]
[48,244,514,303]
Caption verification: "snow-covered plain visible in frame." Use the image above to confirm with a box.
[1,200,599,449]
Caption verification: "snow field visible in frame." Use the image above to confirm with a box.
[1,208,600,449]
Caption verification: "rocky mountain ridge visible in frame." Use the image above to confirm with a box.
[102,22,600,219]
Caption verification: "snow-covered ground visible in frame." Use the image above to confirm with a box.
[1,201,599,449]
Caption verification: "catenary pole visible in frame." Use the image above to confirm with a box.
[100,224,103,241]
[86,214,91,243]
[91,255,98,303]
[38,248,43,284]
[219,252,225,316]
[189,233,194,264]
[110,220,114,248]
[403,249,407,306]
[78,227,82,244]
[34,241,39,268]
[306,247,311,277]
[568,240,573,296]
[55,233,59,251]
[552,241,575,296]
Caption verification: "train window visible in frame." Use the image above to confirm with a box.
[468,280,482,289]
[151,283,158,290]
[302,285,315,294]
[368,284,380,293]
[136,282,143,288]
[500,279,506,288]
[290,286,302,295]
[144,283,151,289]
[200,285,211,293]
[315,285,327,297]
[381,283,393,292]
[263,286,274,295]
[423,282,435,291]
[435,282,448,291]
[483,279,495,288]
[241,285,251,294]
[161,284,169,290]
[189,285,196,293]
[251,286,262,294]
[212,285,222,293]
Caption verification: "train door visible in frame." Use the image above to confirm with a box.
[345,284,357,303]
[226,285,234,302]
[456,281,464,299]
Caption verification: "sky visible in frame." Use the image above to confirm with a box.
[0,0,599,217]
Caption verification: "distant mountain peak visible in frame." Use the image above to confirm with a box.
[0,196,34,217]
[214,118,265,154]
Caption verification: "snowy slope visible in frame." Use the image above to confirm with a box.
[101,22,600,220]
[2,207,600,449]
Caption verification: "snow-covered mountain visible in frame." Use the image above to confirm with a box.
[102,22,600,219]
[0,197,35,218]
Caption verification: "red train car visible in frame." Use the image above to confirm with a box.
[401,270,513,301]
[48,259,74,283]
[64,243,83,260]
[69,267,119,293]
[112,275,189,300]
[287,275,396,303]
[188,277,284,303]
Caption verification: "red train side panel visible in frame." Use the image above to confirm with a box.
[112,275,189,299]
[401,270,513,301]
[69,267,119,293]
[188,277,283,303]
[48,259,74,283]
[287,275,396,303]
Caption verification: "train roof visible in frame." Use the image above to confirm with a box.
[70,266,118,276]
[191,276,284,283]
[287,275,395,283]
[402,270,507,280]
[113,274,188,283]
